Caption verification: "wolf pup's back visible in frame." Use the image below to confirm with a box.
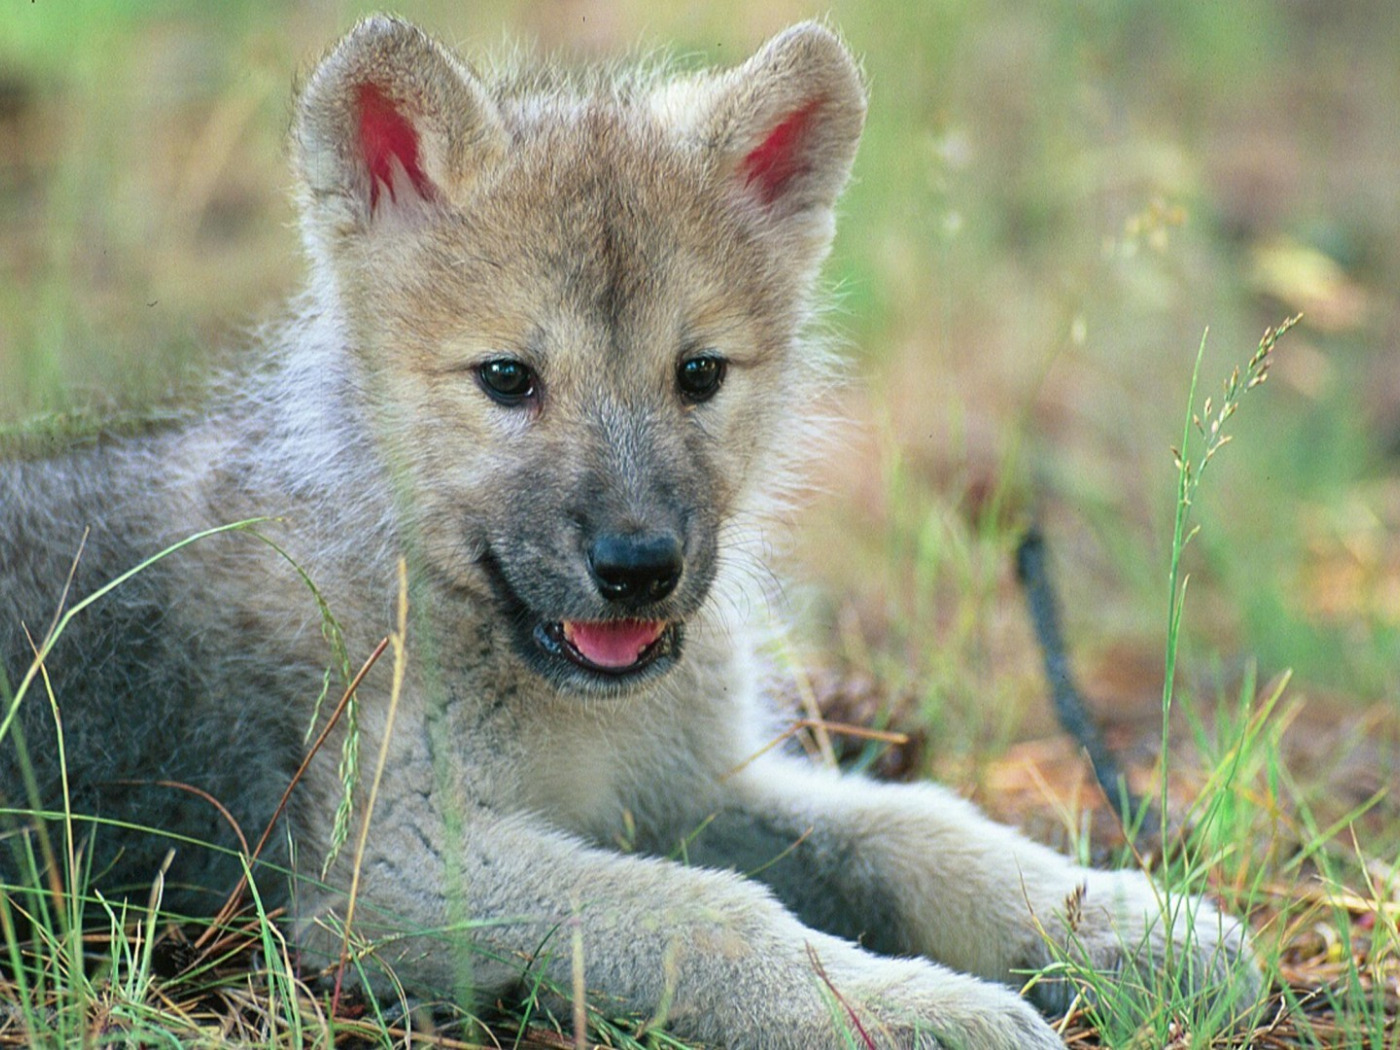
[1,19,1258,1049]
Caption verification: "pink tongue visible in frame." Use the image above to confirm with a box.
[563,620,665,669]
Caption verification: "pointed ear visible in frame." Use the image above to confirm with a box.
[666,23,866,248]
[293,16,505,246]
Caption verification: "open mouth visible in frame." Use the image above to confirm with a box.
[533,618,677,676]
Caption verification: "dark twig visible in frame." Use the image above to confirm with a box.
[1015,526,1161,845]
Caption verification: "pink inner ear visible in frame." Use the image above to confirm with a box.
[739,100,822,206]
[357,83,433,211]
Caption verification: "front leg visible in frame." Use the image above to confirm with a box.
[680,756,1260,1019]
[296,808,1064,1049]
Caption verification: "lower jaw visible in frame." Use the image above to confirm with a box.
[531,620,681,683]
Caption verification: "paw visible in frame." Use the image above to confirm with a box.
[670,919,1065,1049]
[1023,869,1260,1027]
[826,954,1065,1050]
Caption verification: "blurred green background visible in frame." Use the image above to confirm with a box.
[1,0,1397,776]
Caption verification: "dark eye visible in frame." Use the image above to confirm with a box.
[477,359,537,406]
[677,354,727,404]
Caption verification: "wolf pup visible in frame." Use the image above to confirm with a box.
[0,17,1258,1048]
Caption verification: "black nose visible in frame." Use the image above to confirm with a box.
[588,532,683,603]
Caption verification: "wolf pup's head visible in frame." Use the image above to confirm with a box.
[292,18,865,694]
